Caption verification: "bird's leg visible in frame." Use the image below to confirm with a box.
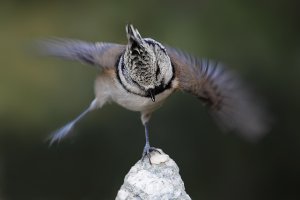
[48,99,99,145]
[142,122,161,163]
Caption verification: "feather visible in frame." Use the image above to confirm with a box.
[166,46,270,140]
[36,38,125,69]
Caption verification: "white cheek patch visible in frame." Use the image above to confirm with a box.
[154,45,173,85]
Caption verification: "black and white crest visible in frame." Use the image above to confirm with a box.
[119,25,174,100]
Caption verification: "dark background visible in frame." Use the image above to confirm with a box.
[0,0,300,199]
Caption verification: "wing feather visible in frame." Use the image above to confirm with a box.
[167,46,270,140]
[37,38,125,69]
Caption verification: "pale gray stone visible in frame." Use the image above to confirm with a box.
[116,150,191,200]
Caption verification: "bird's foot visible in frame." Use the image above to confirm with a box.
[141,144,161,164]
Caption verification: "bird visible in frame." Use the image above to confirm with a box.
[38,24,269,160]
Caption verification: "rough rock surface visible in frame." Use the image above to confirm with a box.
[116,149,191,200]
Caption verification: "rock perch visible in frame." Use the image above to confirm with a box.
[116,149,191,200]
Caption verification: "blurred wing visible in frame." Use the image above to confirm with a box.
[166,46,270,140]
[38,38,125,69]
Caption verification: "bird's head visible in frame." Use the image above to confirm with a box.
[122,24,173,101]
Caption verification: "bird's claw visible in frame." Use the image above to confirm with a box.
[141,145,161,164]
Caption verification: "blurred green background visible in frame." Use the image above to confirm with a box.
[0,0,300,199]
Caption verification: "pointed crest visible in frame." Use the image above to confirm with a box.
[126,24,143,44]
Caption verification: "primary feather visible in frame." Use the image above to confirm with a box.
[166,47,269,140]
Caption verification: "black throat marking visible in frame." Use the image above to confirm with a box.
[115,55,175,99]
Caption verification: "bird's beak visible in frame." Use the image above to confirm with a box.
[148,89,156,102]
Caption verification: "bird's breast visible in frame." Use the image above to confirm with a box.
[111,79,175,112]
[94,69,177,112]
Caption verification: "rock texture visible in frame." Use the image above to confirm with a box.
[116,149,191,200]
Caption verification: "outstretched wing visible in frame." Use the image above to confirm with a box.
[37,38,125,68]
[166,47,270,140]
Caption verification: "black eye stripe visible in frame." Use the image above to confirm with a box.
[156,65,160,79]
